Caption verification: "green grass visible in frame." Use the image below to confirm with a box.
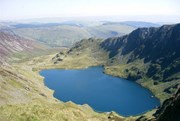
[0,50,113,121]
[0,100,108,121]
[104,59,180,103]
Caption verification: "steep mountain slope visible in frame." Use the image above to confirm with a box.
[0,31,59,106]
[100,24,180,101]
[101,25,179,75]
[0,32,30,57]
[136,87,180,121]
[0,31,52,63]
[154,87,180,121]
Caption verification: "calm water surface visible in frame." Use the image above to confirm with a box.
[40,66,160,116]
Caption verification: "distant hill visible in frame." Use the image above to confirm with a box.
[121,21,161,28]
[9,21,136,47]
[102,21,160,28]
[12,25,92,47]
[10,23,134,46]
[86,23,135,38]
[0,21,159,47]
[12,23,65,28]
[10,21,161,47]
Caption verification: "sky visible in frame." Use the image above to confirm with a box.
[0,0,180,22]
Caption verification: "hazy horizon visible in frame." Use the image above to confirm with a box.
[1,0,180,23]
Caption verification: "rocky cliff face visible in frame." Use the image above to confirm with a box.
[100,24,180,92]
[136,87,180,121]
[154,87,180,121]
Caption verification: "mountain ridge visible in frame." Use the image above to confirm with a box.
[100,24,180,83]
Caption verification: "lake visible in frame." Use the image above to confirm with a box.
[40,66,160,116]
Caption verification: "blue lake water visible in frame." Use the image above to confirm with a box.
[40,66,160,116]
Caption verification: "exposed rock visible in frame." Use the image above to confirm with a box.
[24,86,30,91]
[153,87,180,121]
[39,93,47,98]
[100,24,180,81]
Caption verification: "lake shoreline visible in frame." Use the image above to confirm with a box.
[39,65,160,117]
[38,64,161,101]
[26,53,161,119]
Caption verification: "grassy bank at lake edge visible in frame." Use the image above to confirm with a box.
[1,52,135,121]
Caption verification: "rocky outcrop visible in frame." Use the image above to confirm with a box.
[153,87,180,121]
[136,87,180,121]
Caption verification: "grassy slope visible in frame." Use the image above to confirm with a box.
[104,59,180,103]
[0,54,108,121]
[1,49,134,121]
[102,53,174,103]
